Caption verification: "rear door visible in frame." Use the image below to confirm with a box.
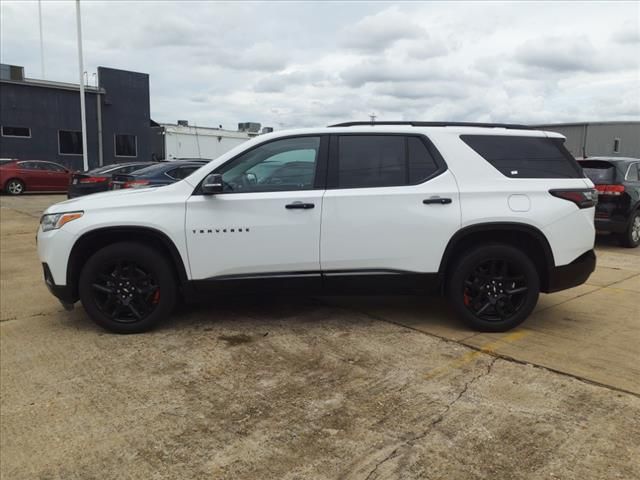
[320,134,460,281]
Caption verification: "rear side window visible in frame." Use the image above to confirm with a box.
[626,163,639,181]
[336,135,441,188]
[461,135,583,179]
[338,136,404,188]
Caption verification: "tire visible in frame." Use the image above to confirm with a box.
[79,242,177,333]
[619,211,640,248]
[4,178,25,195]
[446,244,540,332]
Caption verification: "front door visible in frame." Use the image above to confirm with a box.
[40,162,70,190]
[320,134,460,282]
[186,136,327,284]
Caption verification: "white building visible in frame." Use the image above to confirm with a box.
[151,121,271,160]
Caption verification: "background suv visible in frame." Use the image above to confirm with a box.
[579,157,640,247]
[37,122,596,333]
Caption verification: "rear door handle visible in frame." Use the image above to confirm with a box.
[423,197,452,205]
[285,202,315,210]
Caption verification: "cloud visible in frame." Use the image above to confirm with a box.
[215,43,288,72]
[612,24,640,44]
[514,36,609,73]
[340,6,426,52]
[0,1,638,130]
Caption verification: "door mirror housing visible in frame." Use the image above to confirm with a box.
[202,173,224,194]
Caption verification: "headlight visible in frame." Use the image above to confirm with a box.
[40,211,84,232]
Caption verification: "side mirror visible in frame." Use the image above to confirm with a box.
[202,173,224,195]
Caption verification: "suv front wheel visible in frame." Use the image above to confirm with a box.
[79,242,177,333]
[447,244,540,332]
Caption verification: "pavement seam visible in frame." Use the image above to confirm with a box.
[330,303,640,399]
[363,357,498,480]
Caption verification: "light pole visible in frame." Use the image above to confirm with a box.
[75,0,89,171]
[38,0,45,78]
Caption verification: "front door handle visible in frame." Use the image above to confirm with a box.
[423,197,452,205]
[285,202,315,209]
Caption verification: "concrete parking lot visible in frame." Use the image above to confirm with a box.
[1,194,639,479]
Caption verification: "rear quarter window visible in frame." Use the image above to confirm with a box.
[460,135,583,179]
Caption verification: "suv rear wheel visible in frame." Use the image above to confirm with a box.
[619,211,640,248]
[79,242,177,333]
[447,244,540,332]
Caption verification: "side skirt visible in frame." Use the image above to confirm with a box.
[185,269,440,299]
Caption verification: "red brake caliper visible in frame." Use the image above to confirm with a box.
[152,289,160,304]
[463,290,471,306]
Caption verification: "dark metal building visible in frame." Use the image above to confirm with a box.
[0,64,151,170]
[535,121,640,159]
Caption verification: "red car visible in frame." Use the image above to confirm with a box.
[0,160,73,195]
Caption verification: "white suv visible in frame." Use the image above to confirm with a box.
[37,122,597,333]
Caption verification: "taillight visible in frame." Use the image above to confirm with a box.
[595,184,625,196]
[549,188,597,209]
[123,180,150,189]
[79,176,108,184]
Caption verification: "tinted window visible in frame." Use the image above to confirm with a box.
[116,165,139,174]
[579,160,617,184]
[131,164,168,177]
[167,166,199,180]
[178,166,199,178]
[59,130,83,155]
[461,135,582,179]
[115,134,137,157]
[408,137,439,183]
[218,136,320,193]
[1,126,30,137]
[17,161,37,170]
[166,168,180,179]
[627,163,639,181]
[338,135,405,188]
[40,162,66,172]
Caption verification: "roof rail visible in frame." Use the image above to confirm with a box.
[328,121,533,130]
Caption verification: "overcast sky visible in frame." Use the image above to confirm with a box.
[1,1,639,129]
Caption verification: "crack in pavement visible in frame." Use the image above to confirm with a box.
[363,357,498,480]
[336,304,640,399]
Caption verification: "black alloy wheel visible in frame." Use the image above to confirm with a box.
[91,260,160,323]
[462,257,529,322]
[447,244,540,332]
[79,242,177,333]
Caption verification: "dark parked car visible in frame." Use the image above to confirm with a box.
[110,161,206,190]
[68,162,155,198]
[579,157,640,247]
[0,160,72,195]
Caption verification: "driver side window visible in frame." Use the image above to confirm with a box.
[217,136,320,193]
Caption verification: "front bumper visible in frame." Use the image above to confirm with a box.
[42,263,76,309]
[545,250,596,293]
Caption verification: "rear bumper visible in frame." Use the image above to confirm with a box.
[42,263,76,308]
[595,217,628,234]
[545,250,596,293]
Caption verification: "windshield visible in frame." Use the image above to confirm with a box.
[87,165,119,174]
[579,161,617,184]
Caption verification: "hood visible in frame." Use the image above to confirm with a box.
[45,185,166,214]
